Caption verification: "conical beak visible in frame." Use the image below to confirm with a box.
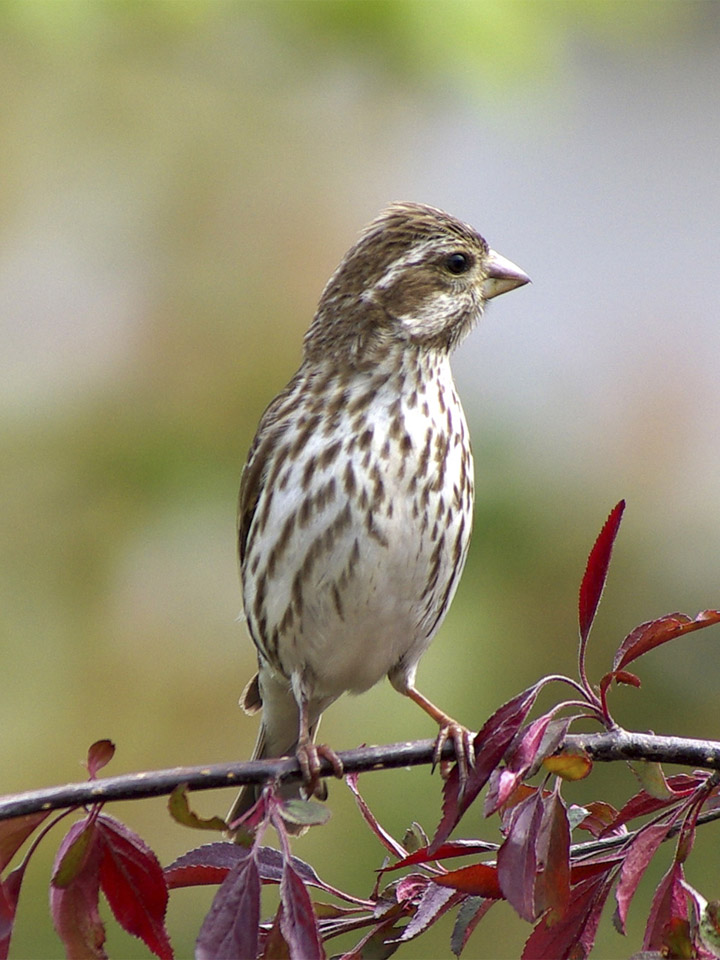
[482,250,531,300]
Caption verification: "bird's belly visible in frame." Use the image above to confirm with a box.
[301,526,452,697]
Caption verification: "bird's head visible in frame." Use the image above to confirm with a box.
[305,202,529,365]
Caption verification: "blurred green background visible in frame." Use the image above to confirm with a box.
[1,2,719,957]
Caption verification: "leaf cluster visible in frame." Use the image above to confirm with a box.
[1,502,719,958]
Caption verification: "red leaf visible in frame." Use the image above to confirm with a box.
[643,861,687,952]
[50,820,107,960]
[579,500,625,643]
[522,873,615,960]
[95,815,172,960]
[280,862,324,960]
[432,683,541,851]
[86,741,115,780]
[615,822,675,933]
[196,849,260,960]
[613,610,720,672]
[0,812,50,873]
[497,790,544,922]
[534,790,571,922]
[433,863,503,899]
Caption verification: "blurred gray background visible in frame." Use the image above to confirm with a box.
[1,2,718,956]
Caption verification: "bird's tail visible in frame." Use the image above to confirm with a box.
[226,672,325,840]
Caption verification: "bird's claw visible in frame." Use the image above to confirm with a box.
[433,722,475,790]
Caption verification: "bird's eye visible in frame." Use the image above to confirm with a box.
[444,252,472,275]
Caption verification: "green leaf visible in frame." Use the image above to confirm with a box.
[277,799,331,828]
[628,761,674,800]
[401,821,428,854]
[168,784,227,832]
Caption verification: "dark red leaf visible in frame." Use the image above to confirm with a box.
[280,861,324,960]
[95,814,172,960]
[0,882,14,947]
[165,842,246,888]
[450,897,494,957]
[535,790,571,922]
[497,790,544,922]
[522,873,615,960]
[602,775,705,835]
[432,683,541,851]
[579,500,625,643]
[395,873,428,905]
[381,840,495,874]
[643,861,687,952]
[615,822,675,933]
[262,904,290,959]
[397,883,458,942]
[86,741,115,780]
[613,610,720,671]
[165,861,231,889]
[340,906,406,960]
[433,863,504,899]
[346,773,406,859]
[485,714,564,816]
[662,917,696,959]
[53,819,98,888]
[599,670,642,702]
[0,812,50,873]
[167,842,366,908]
[574,801,624,839]
[50,820,107,960]
[256,845,370,906]
[196,848,260,960]
[569,857,625,885]
[0,865,27,960]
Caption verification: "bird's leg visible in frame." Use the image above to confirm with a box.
[294,696,344,800]
[403,685,476,785]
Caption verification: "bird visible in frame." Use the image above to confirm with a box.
[227,202,529,835]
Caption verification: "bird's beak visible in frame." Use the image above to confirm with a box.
[482,250,531,300]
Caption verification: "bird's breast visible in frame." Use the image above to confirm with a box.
[242,362,474,699]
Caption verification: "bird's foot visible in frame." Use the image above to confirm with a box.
[296,741,344,800]
[433,721,476,787]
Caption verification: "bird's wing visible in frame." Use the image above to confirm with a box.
[237,373,301,565]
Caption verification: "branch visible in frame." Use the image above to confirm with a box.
[2,729,720,822]
[567,729,720,768]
